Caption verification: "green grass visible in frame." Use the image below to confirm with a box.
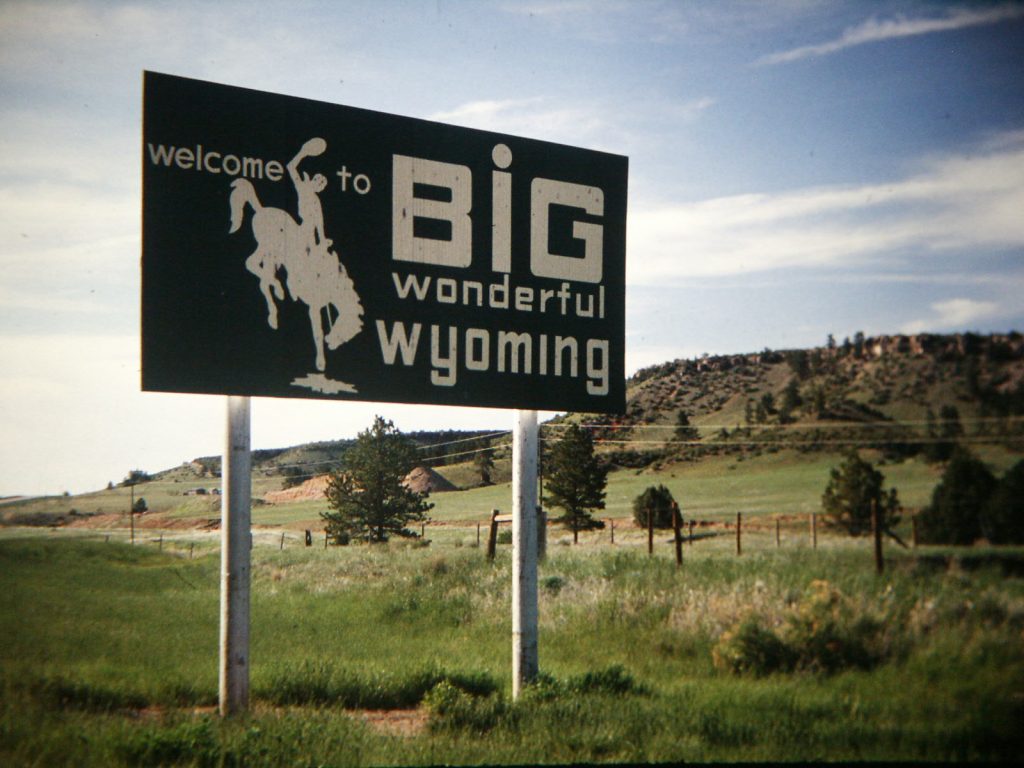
[2,534,1023,765]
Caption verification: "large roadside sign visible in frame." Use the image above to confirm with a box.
[142,72,627,412]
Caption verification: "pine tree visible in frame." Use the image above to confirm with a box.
[473,446,495,486]
[321,416,432,543]
[821,451,901,536]
[544,424,608,543]
[674,411,699,442]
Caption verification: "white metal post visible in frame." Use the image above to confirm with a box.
[220,396,251,716]
[512,409,539,699]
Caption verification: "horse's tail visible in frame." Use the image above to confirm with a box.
[228,178,261,233]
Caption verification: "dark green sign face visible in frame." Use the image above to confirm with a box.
[142,72,627,412]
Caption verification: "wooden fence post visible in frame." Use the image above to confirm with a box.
[304,529,312,547]
[159,534,163,551]
[672,503,683,568]
[872,499,884,575]
[810,513,817,549]
[537,507,547,561]
[476,522,481,547]
[324,530,328,549]
[610,519,615,544]
[775,518,781,548]
[421,522,426,539]
[736,512,742,556]
[647,503,654,556]
[487,509,499,561]
[689,520,694,545]
[190,542,195,559]
[280,532,285,550]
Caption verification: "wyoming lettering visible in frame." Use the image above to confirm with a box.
[383,271,609,394]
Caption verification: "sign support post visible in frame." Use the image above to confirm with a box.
[219,396,251,716]
[512,409,539,699]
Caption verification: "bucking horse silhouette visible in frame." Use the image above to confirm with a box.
[229,137,363,373]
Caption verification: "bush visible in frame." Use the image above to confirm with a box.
[918,448,997,544]
[632,484,677,529]
[712,581,886,676]
[982,460,1024,544]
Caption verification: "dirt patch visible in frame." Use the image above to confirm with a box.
[263,467,456,505]
[354,708,430,737]
[404,466,457,494]
[264,475,332,504]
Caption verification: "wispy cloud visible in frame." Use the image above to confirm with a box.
[627,132,1024,284]
[902,298,1003,334]
[757,4,1024,65]
[429,97,615,149]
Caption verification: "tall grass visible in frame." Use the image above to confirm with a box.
[2,535,1022,764]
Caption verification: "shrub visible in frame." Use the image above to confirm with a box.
[918,448,996,544]
[712,618,795,676]
[981,460,1024,544]
[423,681,508,734]
[632,484,677,529]
[712,581,886,676]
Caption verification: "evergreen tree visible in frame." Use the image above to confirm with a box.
[781,378,803,416]
[821,451,901,536]
[473,446,495,486]
[544,424,608,543]
[632,485,677,529]
[321,416,432,543]
[853,331,866,358]
[982,460,1024,544]
[674,411,699,442]
[918,448,996,545]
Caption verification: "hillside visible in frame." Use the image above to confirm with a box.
[578,331,1024,467]
[3,332,1022,529]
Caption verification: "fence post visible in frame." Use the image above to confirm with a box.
[280,532,285,550]
[736,512,742,556]
[537,506,547,561]
[324,530,328,549]
[776,518,781,548]
[476,522,481,547]
[610,519,615,544]
[304,529,312,547]
[810,512,818,549]
[159,534,163,551]
[487,509,499,561]
[421,522,426,539]
[672,502,683,568]
[689,520,694,545]
[872,499,884,575]
[190,542,195,560]
[647,503,654,556]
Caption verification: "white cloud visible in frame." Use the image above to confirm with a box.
[428,97,614,149]
[902,298,1002,334]
[627,133,1024,284]
[757,4,1024,65]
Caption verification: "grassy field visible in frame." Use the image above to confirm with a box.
[7,444,1021,534]
[2,529,1022,765]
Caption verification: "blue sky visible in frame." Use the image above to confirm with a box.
[1,0,1023,495]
